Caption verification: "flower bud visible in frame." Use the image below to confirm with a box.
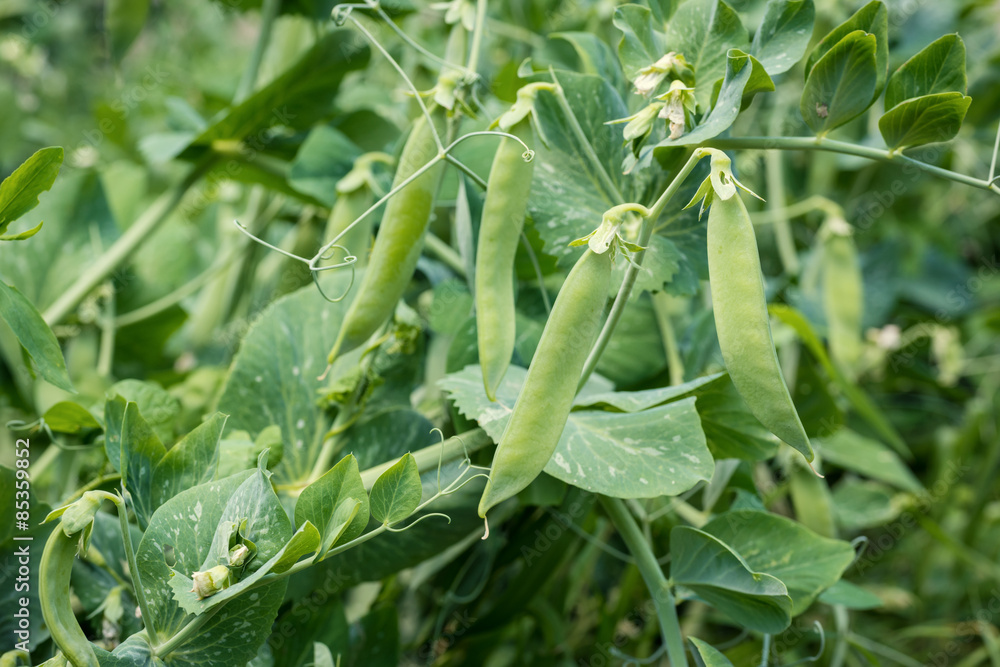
[190,565,230,600]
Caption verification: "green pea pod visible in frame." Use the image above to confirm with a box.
[476,119,534,401]
[328,110,447,362]
[40,528,99,667]
[479,249,612,517]
[708,193,815,463]
[822,219,863,374]
[325,186,376,270]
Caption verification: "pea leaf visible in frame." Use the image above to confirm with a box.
[369,453,422,526]
[0,147,63,240]
[800,30,878,135]
[702,509,856,614]
[878,92,972,151]
[552,32,627,93]
[750,0,815,76]
[816,428,921,492]
[805,0,887,103]
[120,402,167,528]
[42,401,100,433]
[107,379,181,445]
[151,413,227,509]
[670,525,792,633]
[295,453,370,556]
[218,273,354,485]
[884,33,967,109]
[288,126,362,207]
[0,281,73,392]
[689,637,735,667]
[818,579,883,610]
[136,469,287,664]
[613,4,667,81]
[442,365,714,499]
[664,0,749,109]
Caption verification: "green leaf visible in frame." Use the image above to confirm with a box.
[369,453,422,526]
[800,30,878,135]
[104,395,127,473]
[664,0,749,109]
[670,525,792,633]
[552,32,627,93]
[818,579,883,610]
[151,413,227,509]
[816,428,921,492]
[313,643,336,667]
[287,126,361,207]
[0,281,73,392]
[42,401,101,433]
[884,34,967,109]
[137,467,291,665]
[658,49,770,146]
[805,0,887,102]
[0,220,42,241]
[191,30,370,146]
[105,0,150,63]
[107,379,181,445]
[121,402,167,528]
[750,0,815,75]
[218,273,353,484]
[689,637,735,666]
[574,372,725,412]
[0,147,63,238]
[442,365,713,499]
[832,479,902,530]
[878,92,971,151]
[613,4,667,80]
[295,453,370,556]
[702,509,856,614]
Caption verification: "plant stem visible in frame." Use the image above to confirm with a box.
[705,136,1000,196]
[577,149,707,390]
[154,606,223,657]
[43,160,214,326]
[234,0,280,103]
[425,233,467,277]
[600,496,688,667]
[466,0,487,74]
[749,195,839,225]
[651,293,684,386]
[110,495,158,644]
[359,427,490,489]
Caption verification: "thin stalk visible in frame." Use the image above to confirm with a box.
[705,136,1000,196]
[989,120,1000,184]
[425,233,467,277]
[466,0,487,74]
[96,283,115,378]
[600,497,688,667]
[551,71,624,203]
[520,232,551,315]
[749,195,840,225]
[578,149,708,390]
[765,151,799,275]
[110,495,158,644]
[444,153,487,189]
[651,293,684,386]
[359,428,490,489]
[367,2,464,75]
[154,606,223,657]
[43,160,215,326]
[234,0,280,103]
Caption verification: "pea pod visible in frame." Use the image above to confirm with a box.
[478,248,612,517]
[327,110,447,362]
[707,191,814,463]
[40,528,99,667]
[476,118,534,401]
[822,217,863,374]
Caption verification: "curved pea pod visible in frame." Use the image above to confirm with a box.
[40,528,99,667]
[476,119,534,401]
[327,110,447,362]
[822,218,863,373]
[478,249,612,517]
[325,185,376,270]
[708,193,815,463]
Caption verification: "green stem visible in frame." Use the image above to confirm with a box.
[154,606,223,657]
[749,195,840,226]
[550,72,624,203]
[109,495,158,644]
[705,136,1000,196]
[600,497,688,667]
[359,428,490,489]
[765,150,799,276]
[466,0,487,73]
[43,160,214,326]
[424,233,467,277]
[234,0,280,103]
[96,283,115,378]
[651,293,684,386]
[577,149,708,390]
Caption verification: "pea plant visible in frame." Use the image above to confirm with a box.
[2,0,999,665]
